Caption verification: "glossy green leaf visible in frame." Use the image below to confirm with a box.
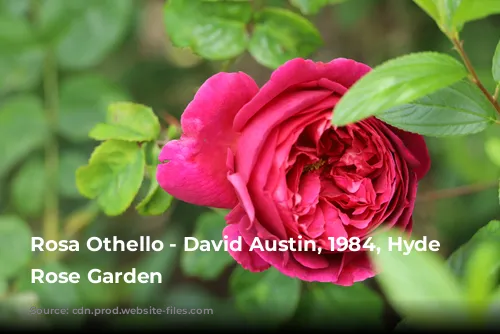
[10,156,45,218]
[332,52,468,126]
[89,102,161,142]
[230,267,301,326]
[180,212,234,280]
[379,80,497,136]
[59,150,89,198]
[463,242,499,312]
[0,216,32,279]
[412,0,441,27]
[369,230,468,327]
[136,166,173,216]
[453,0,500,27]
[289,0,347,15]
[296,283,385,329]
[164,0,252,60]
[248,8,322,69]
[55,0,134,69]
[76,140,145,216]
[448,220,500,279]
[0,95,48,178]
[493,39,500,83]
[58,74,129,142]
[485,137,500,167]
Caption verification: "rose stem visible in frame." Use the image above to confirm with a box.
[451,38,500,117]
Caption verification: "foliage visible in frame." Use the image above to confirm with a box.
[0,0,499,331]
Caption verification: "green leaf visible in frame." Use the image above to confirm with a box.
[89,102,161,142]
[249,8,322,69]
[0,14,36,48]
[488,287,500,326]
[10,156,46,218]
[463,242,499,312]
[0,47,44,94]
[0,95,48,178]
[58,74,129,142]
[332,52,468,126]
[17,262,80,308]
[164,0,252,60]
[378,80,497,136]
[136,166,173,216]
[289,0,347,15]
[0,2,43,93]
[130,228,183,305]
[76,140,145,216]
[412,0,441,27]
[59,150,89,198]
[369,230,468,327]
[485,137,500,167]
[0,0,30,17]
[55,0,134,69]
[0,216,32,279]
[180,212,234,280]
[230,267,301,326]
[493,39,500,83]
[296,283,385,329]
[448,220,500,279]
[452,0,500,27]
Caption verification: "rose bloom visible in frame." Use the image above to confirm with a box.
[157,58,430,286]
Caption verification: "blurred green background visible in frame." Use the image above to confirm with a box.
[0,0,499,330]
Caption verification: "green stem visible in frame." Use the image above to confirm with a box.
[42,48,59,256]
[451,38,500,116]
[494,84,499,101]
[220,58,236,72]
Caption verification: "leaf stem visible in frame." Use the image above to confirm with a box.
[220,58,237,72]
[494,84,499,101]
[63,201,100,239]
[42,48,60,254]
[451,38,500,116]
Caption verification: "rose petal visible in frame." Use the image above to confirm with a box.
[223,224,270,272]
[157,72,259,208]
[381,123,431,180]
[234,58,371,131]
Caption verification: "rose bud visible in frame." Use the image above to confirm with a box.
[157,58,430,286]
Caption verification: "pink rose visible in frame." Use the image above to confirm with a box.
[157,58,430,286]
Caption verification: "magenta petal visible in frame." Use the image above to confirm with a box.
[234,58,371,131]
[157,72,259,208]
[388,125,431,180]
[223,224,270,272]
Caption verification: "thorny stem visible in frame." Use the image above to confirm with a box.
[42,48,60,258]
[451,38,500,117]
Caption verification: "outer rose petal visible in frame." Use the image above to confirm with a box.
[388,125,431,180]
[234,58,371,131]
[157,72,259,208]
[223,224,270,272]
